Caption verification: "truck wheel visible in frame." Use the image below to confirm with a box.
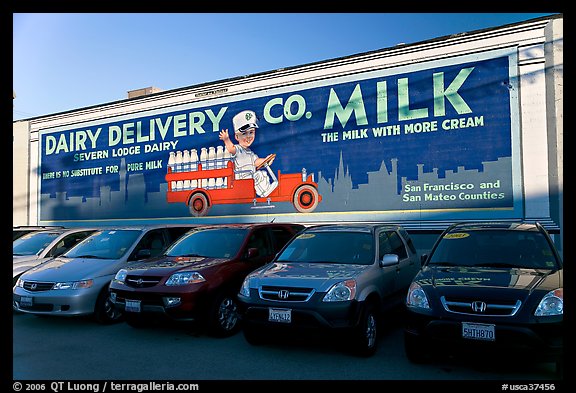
[188,192,210,217]
[293,185,319,213]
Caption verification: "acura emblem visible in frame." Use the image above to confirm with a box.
[30,283,37,290]
[471,301,487,313]
[278,289,290,300]
[136,278,144,285]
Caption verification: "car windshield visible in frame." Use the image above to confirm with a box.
[13,232,61,256]
[64,229,142,259]
[166,228,247,258]
[428,229,559,269]
[276,231,374,265]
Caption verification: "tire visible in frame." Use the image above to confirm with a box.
[188,192,210,217]
[208,293,241,337]
[351,304,378,357]
[293,184,319,213]
[404,331,427,363]
[94,287,123,324]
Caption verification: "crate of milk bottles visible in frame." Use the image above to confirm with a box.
[165,145,233,192]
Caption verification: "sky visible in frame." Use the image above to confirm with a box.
[12,13,559,121]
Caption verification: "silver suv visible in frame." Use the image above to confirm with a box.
[237,223,420,356]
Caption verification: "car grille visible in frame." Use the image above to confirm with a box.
[440,296,522,316]
[125,275,163,288]
[259,286,315,302]
[22,281,54,292]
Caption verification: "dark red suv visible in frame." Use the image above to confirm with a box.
[108,223,304,336]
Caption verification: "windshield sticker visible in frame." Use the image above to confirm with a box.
[297,234,316,239]
[444,233,470,239]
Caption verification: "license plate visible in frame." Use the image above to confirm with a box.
[268,308,291,323]
[125,299,141,313]
[20,296,33,307]
[462,322,495,341]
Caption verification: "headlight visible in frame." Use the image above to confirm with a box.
[15,278,24,288]
[114,269,128,284]
[53,279,94,290]
[165,272,205,286]
[534,288,563,316]
[323,279,356,302]
[406,282,430,309]
[239,277,251,297]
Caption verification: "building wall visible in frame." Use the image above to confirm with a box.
[13,121,30,226]
[13,16,563,254]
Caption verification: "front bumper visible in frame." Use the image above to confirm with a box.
[404,308,563,360]
[13,286,101,316]
[109,287,209,321]
[237,292,363,331]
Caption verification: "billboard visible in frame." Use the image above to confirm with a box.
[38,48,522,224]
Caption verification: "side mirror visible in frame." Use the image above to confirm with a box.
[246,247,260,259]
[380,253,399,267]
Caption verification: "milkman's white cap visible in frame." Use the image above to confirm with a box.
[233,110,259,133]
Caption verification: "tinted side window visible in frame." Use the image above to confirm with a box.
[167,227,194,243]
[131,230,166,259]
[379,232,392,260]
[49,231,95,257]
[246,228,273,257]
[399,228,417,254]
[269,227,297,252]
[388,231,408,259]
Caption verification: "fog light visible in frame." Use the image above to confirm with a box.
[163,297,181,308]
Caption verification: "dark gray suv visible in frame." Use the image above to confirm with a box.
[404,222,563,375]
[237,223,420,356]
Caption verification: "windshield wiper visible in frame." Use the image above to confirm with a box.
[474,262,521,268]
[70,254,102,259]
[175,254,205,258]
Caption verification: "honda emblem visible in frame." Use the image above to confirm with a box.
[278,289,290,300]
[471,301,487,313]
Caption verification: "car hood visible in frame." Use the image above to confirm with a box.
[13,257,51,278]
[123,256,229,275]
[416,265,562,293]
[249,262,370,291]
[20,256,124,281]
[13,254,40,261]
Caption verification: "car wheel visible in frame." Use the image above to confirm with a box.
[94,288,123,324]
[209,293,240,337]
[404,331,427,363]
[351,303,378,357]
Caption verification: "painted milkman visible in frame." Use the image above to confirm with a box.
[218,110,278,197]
